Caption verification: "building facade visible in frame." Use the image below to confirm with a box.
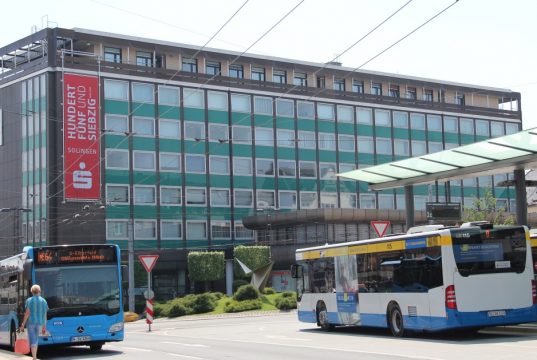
[0,27,523,297]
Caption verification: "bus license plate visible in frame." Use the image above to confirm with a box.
[487,310,506,317]
[71,336,91,342]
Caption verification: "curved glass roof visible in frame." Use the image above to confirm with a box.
[338,128,537,190]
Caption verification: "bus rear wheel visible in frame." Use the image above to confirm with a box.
[317,302,334,331]
[90,343,103,351]
[388,303,405,337]
[10,322,16,352]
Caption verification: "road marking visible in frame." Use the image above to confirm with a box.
[166,353,206,359]
[110,345,152,352]
[266,335,311,341]
[161,341,209,348]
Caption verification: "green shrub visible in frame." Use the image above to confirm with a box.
[191,293,217,314]
[224,298,262,313]
[234,285,259,301]
[275,296,297,310]
[233,279,249,292]
[263,287,276,295]
[154,302,170,318]
[168,302,188,317]
[212,292,224,300]
[280,291,296,299]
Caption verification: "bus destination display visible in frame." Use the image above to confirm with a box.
[34,246,116,265]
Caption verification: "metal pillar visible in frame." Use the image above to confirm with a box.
[514,169,528,226]
[128,219,135,313]
[225,259,234,296]
[404,185,415,230]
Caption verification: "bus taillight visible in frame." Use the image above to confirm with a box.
[445,285,457,310]
[532,280,536,305]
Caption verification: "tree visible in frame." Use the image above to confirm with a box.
[463,188,515,225]
[187,251,225,292]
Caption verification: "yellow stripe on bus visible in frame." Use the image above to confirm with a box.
[531,238,537,248]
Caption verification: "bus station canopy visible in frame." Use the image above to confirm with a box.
[338,128,537,191]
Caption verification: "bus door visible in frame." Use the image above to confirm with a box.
[334,255,360,325]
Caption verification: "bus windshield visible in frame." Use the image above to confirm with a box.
[450,227,527,277]
[35,265,120,317]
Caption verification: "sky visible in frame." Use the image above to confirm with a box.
[2,0,536,128]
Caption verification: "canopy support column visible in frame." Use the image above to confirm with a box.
[514,169,527,226]
[405,185,415,230]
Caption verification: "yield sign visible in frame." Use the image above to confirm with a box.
[139,255,159,273]
[371,221,390,238]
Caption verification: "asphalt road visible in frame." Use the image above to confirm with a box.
[1,312,537,359]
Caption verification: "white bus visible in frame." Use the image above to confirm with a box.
[293,222,537,336]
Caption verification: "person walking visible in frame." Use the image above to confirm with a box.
[19,284,48,360]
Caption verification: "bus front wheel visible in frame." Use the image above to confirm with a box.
[316,302,334,331]
[388,303,405,337]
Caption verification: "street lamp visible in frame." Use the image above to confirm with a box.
[0,207,32,254]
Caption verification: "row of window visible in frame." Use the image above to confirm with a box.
[103,81,519,135]
[106,219,252,240]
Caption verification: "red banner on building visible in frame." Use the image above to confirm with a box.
[63,73,100,201]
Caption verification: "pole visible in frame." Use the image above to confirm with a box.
[404,185,415,230]
[128,219,135,313]
[514,169,528,226]
[146,270,153,332]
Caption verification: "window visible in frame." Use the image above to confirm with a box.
[207,91,228,111]
[134,186,156,205]
[371,82,382,95]
[212,221,231,239]
[256,158,274,176]
[352,80,364,93]
[279,191,297,209]
[234,189,253,207]
[337,105,353,123]
[184,122,205,141]
[444,116,458,133]
[183,88,205,108]
[187,221,207,239]
[338,134,355,152]
[206,61,221,75]
[375,109,391,126]
[105,114,128,134]
[357,136,374,153]
[235,222,253,239]
[229,64,244,78]
[378,194,394,209]
[414,196,427,210]
[427,115,442,132]
[234,157,252,175]
[251,67,265,81]
[463,177,477,187]
[411,140,426,156]
[106,185,129,204]
[161,221,182,240]
[133,151,156,171]
[356,107,372,125]
[255,127,273,146]
[475,120,490,136]
[185,154,206,173]
[393,112,408,128]
[319,163,336,179]
[318,133,336,150]
[209,124,229,142]
[294,72,307,86]
[491,121,505,137]
[231,94,251,113]
[277,129,295,147]
[429,142,443,153]
[405,87,416,99]
[107,220,128,240]
[273,70,287,84]
[297,101,314,118]
[136,51,153,67]
[106,149,129,170]
[423,89,433,102]
[376,138,392,155]
[455,94,465,105]
[320,193,338,208]
[300,192,317,209]
[159,153,181,172]
[254,97,273,115]
[299,161,316,178]
[410,113,425,130]
[278,160,296,177]
[276,99,294,117]
[257,190,275,208]
[317,103,335,121]
[298,131,316,149]
[394,139,409,156]
[478,175,493,188]
[389,84,400,98]
[104,47,121,63]
[460,118,474,134]
[159,119,181,139]
[182,57,197,73]
[211,188,230,207]
[360,194,376,209]
[161,186,181,206]
[340,193,357,208]
[316,76,325,88]
[133,117,155,136]
[104,80,128,100]
[134,220,157,239]
[339,163,355,176]
[209,156,229,174]
[333,78,345,91]
[445,142,458,150]
[506,123,519,134]
[232,126,251,144]
[158,86,180,106]
[186,187,206,206]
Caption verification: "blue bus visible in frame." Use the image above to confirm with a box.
[0,244,124,351]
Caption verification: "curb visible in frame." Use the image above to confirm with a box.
[0,349,25,359]
[129,309,296,324]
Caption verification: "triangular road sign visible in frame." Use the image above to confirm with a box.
[139,255,159,273]
[371,220,390,237]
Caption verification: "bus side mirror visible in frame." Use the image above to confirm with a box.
[291,264,303,278]
[23,260,33,280]
[121,265,128,282]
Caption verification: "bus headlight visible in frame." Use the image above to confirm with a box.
[108,322,124,333]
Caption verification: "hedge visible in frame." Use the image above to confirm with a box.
[233,246,271,278]
[224,298,262,313]
[188,251,225,282]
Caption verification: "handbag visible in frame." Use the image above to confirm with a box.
[15,330,30,355]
